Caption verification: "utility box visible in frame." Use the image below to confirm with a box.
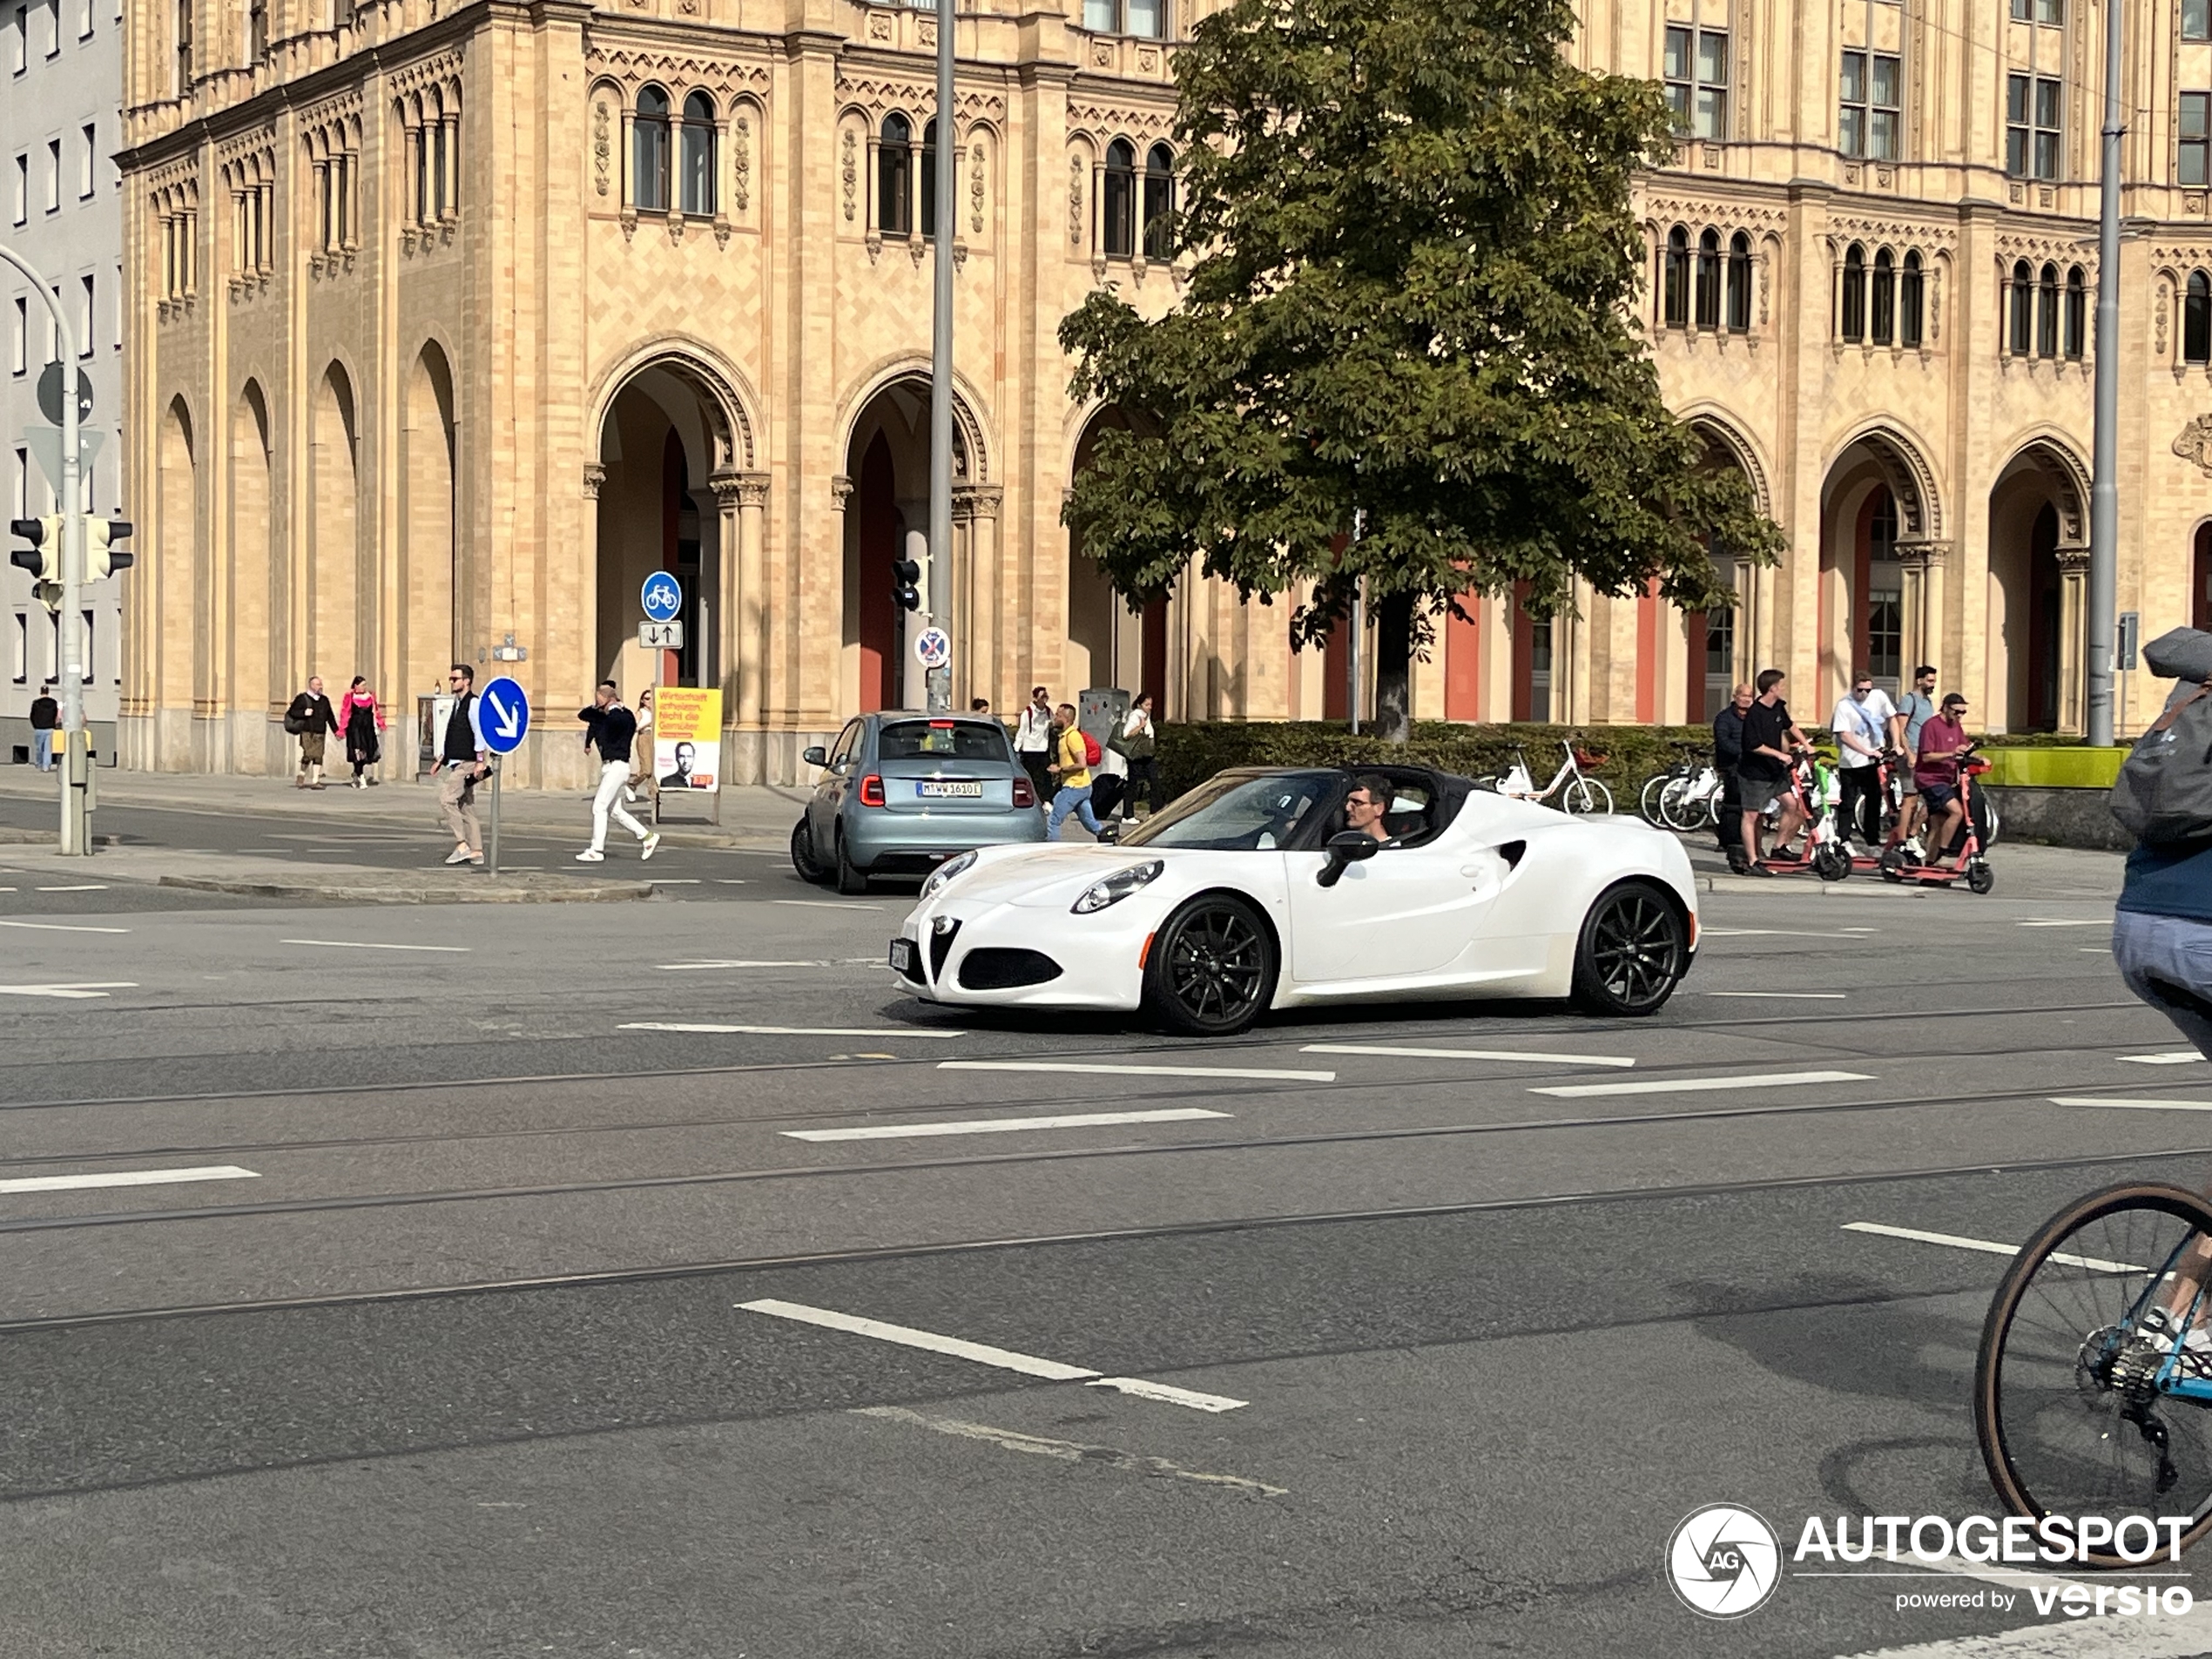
[417,693,457,777]
[1077,687,1130,753]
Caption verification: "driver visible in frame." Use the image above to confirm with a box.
[1344,774,1399,846]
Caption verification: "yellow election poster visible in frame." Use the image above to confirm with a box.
[652,687,723,792]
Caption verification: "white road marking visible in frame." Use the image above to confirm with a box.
[1703,990,1848,1000]
[648,878,702,885]
[657,960,830,971]
[2049,1096,2212,1111]
[2018,918,2112,927]
[785,1108,1229,1143]
[940,1059,1336,1082]
[0,919,128,933]
[1700,928,1877,939]
[715,879,749,885]
[280,939,472,953]
[1531,1069,1871,1098]
[1840,1221,2141,1273]
[2121,1051,2207,1065]
[851,1406,1286,1494]
[620,1021,961,1039]
[1302,1042,1635,1069]
[772,900,885,911]
[0,1163,260,1195]
[0,981,137,999]
[34,884,106,892]
[738,1298,1246,1412]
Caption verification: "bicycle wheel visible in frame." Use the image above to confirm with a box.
[1562,778,1612,815]
[1976,1183,2212,1568]
[1639,773,1671,824]
[1656,778,1696,833]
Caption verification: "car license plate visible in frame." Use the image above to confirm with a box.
[918,780,983,799]
[888,938,915,973]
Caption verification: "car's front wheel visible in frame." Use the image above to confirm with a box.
[1570,880,1689,1017]
[1143,894,1278,1037]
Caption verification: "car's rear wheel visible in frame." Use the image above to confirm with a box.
[1570,880,1689,1017]
[834,832,869,895]
[790,819,826,885]
[1143,894,1277,1037]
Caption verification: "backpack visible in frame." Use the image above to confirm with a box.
[1081,732,1103,767]
[2111,627,2212,844]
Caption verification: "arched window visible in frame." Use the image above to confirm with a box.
[680,92,716,217]
[1900,250,1925,347]
[1871,247,1896,346]
[1103,138,1136,258]
[1840,242,1866,342]
[633,86,671,213]
[879,113,912,237]
[2037,262,2060,358]
[1725,232,1751,332]
[920,118,940,239]
[1694,229,1721,329]
[1142,144,1175,260]
[1662,226,1689,327]
[2064,266,2086,360]
[2008,259,2033,356]
[2188,271,2212,365]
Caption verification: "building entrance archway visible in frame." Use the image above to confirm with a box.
[1987,441,2088,732]
[1067,406,1167,712]
[1818,430,1937,708]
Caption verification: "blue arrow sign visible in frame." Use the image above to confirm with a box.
[641,572,684,624]
[479,676,530,755]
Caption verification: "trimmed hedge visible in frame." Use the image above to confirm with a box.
[1155,721,1716,800]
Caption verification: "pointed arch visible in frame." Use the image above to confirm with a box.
[403,341,458,704]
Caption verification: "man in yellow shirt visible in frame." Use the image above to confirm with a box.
[1045,702,1104,840]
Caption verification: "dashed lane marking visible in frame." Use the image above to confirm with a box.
[280,939,471,953]
[1532,1069,1871,1098]
[785,1108,1229,1143]
[656,960,831,971]
[1302,1042,1635,1069]
[2120,1052,2207,1065]
[620,1021,961,1039]
[2048,1096,2212,1111]
[0,981,136,999]
[1704,990,1848,1000]
[738,1298,1246,1413]
[2018,918,2112,927]
[0,920,128,934]
[0,1163,260,1196]
[33,884,106,892]
[941,1059,1335,1083]
[772,900,886,911]
[852,1407,1285,1495]
[1840,1221,2141,1273]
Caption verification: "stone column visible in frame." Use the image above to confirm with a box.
[1897,539,1951,691]
[712,470,770,781]
[2057,544,2091,735]
[955,484,1002,710]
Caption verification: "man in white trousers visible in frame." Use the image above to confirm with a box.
[575,681,661,863]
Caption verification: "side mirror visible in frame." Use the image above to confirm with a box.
[1316,830,1381,888]
[802,745,828,768]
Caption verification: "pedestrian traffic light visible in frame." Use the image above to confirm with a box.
[85,517,134,579]
[892,551,926,612]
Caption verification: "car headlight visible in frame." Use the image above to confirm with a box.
[1072,860,1164,914]
[921,850,979,900]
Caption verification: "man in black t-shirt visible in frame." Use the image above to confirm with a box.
[1736,668,1808,875]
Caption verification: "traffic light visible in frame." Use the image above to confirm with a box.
[10,516,132,613]
[85,518,134,579]
[892,550,926,612]
[8,515,62,580]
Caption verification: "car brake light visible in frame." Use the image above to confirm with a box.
[859,773,887,807]
[1012,775,1035,808]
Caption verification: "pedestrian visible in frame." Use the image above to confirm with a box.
[27,680,57,772]
[284,675,339,789]
[1736,667,1808,874]
[1091,701,1130,820]
[436,663,489,866]
[338,675,387,788]
[1712,682,1752,867]
[1891,664,1939,851]
[628,687,657,807]
[1120,691,1159,819]
[1830,670,1898,855]
[1912,691,1974,864]
[2114,629,2212,1062]
[1044,701,1104,840]
[1015,685,1055,806]
[574,680,661,863]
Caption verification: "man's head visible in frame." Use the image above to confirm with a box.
[1031,685,1049,707]
[1055,702,1076,728]
[1941,692,1969,720]
[1345,774,1393,840]
[593,679,618,709]
[1915,664,1938,692]
[449,664,474,691]
[1851,672,1875,702]
[1756,667,1785,699]
[1730,683,1754,711]
[671,741,695,774]
[307,675,323,694]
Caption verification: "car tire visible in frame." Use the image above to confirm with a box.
[1142,894,1278,1037]
[1569,880,1689,1018]
[834,832,869,895]
[790,819,826,885]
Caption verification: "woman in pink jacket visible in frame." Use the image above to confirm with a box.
[338,676,388,787]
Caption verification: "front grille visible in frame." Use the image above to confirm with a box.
[928,918,961,983]
[957,948,1063,991]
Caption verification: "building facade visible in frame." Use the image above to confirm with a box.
[115,0,2212,785]
[7,0,126,762]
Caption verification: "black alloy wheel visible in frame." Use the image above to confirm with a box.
[1143,894,1277,1036]
[790,819,826,884]
[1570,880,1688,1016]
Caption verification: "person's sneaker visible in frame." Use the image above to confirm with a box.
[468,853,485,866]
[575,848,605,863]
[444,846,473,865]
[1747,865,1777,878]
[640,832,662,861]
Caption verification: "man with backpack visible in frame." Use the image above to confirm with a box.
[2112,627,2212,1059]
[1044,701,1105,840]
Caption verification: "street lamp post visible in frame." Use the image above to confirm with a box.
[0,240,89,853]
[925,0,957,715]
[2085,0,2123,746]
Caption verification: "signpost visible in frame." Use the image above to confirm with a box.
[914,625,951,672]
[641,572,684,624]
[478,675,530,875]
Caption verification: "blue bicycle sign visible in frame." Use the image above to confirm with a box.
[641,572,684,624]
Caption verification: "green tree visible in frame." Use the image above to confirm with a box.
[1060,0,1783,738]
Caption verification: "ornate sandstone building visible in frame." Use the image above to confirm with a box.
[116,0,2212,782]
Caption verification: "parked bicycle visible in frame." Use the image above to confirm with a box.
[1481,740,1614,815]
[1638,751,1701,824]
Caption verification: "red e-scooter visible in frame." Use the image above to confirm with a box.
[1878,745,1996,893]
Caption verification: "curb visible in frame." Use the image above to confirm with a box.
[158,874,655,903]
[0,827,120,847]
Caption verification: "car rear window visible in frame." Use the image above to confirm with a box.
[878,720,1012,762]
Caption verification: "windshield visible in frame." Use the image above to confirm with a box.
[878,720,1013,762]
[1118,771,1340,851]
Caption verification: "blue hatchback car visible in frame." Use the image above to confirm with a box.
[790,711,1048,893]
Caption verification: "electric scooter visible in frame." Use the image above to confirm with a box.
[1748,748,1851,881]
[1878,746,1996,893]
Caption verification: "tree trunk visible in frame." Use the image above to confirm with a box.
[1373,590,1413,744]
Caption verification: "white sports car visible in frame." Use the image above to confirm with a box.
[887,765,1699,1035]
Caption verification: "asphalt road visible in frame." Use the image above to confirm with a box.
[3,836,2209,1657]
